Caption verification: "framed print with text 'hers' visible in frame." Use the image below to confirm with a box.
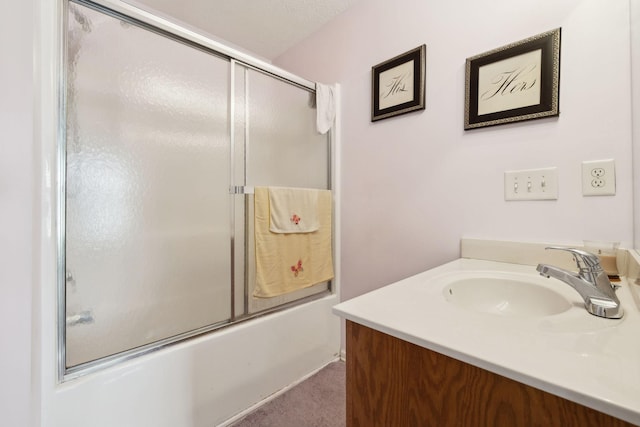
[464,28,561,130]
[371,45,426,122]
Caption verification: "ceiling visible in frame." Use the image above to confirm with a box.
[123,0,358,60]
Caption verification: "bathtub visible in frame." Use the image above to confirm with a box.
[41,292,340,427]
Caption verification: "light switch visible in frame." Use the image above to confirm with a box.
[504,167,558,201]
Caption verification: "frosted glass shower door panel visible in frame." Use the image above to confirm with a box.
[242,68,332,314]
[65,3,231,367]
[245,69,330,188]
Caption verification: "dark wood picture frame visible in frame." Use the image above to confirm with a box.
[464,28,561,130]
[371,45,426,122]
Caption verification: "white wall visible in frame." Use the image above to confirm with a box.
[631,0,640,249]
[276,0,634,301]
[0,0,36,425]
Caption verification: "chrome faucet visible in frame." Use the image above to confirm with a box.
[536,246,623,319]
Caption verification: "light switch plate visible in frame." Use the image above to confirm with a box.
[504,167,558,201]
[582,159,615,196]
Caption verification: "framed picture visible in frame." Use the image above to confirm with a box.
[371,45,426,122]
[464,28,561,130]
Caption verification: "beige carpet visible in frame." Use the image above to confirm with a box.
[230,360,346,427]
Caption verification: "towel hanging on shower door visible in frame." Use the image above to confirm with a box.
[253,186,334,298]
[268,186,320,234]
[316,83,335,134]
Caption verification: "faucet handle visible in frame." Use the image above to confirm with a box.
[544,246,603,272]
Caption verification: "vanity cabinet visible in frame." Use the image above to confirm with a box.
[346,321,636,427]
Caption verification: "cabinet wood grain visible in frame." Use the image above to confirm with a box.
[346,321,637,427]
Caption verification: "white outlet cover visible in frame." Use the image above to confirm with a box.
[582,159,615,196]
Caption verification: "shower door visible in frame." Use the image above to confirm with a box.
[232,64,332,314]
[63,0,332,373]
[65,2,232,368]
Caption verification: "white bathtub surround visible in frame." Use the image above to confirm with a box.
[46,295,340,427]
[333,240,640,425]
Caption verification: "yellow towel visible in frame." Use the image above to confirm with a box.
[254,187,334,298]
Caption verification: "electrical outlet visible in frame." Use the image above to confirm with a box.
[582,159,615,196]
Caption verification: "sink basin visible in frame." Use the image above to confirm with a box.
[443,276,572,317]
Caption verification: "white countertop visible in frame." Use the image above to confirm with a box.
[333,258,640,425]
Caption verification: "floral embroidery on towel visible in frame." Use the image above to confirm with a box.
[290,214,301,225]
[291,259,304,277]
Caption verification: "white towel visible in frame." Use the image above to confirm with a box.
[316,83,335,134]
[268,187,320,234]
